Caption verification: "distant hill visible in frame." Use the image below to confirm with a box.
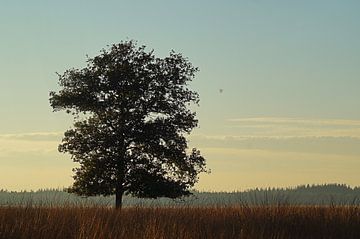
[1,184,360,207]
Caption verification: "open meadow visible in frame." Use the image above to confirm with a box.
[1,205,360,239]
[2,185,360,238]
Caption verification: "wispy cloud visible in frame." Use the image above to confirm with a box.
[228,117,360,127]
[189,117,360,156]
[224,117,360,138]
[190,134,360,156]
[0,132,63,156]
[0,132,63,142]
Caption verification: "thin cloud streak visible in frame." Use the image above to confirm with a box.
[225,117,360,138]
[0,132,63,142]
[191,134,360,140]
[0,132,62,154]
[189,134,360,156]
[228,117,360,127]
[192,119,360,156]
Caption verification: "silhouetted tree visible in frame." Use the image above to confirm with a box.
[49,41,207,208]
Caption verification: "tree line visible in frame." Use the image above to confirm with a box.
[2,184,360,207]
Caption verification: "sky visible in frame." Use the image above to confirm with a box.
[1,1,360,191]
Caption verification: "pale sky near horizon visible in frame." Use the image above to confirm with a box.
[1,1,360,191]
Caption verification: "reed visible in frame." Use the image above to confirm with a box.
[1,205,360,239]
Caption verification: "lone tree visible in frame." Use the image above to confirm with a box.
[50,41,207,208]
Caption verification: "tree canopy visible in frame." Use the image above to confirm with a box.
[49,40,207,208]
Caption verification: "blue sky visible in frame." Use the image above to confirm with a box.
[1,1,360,191]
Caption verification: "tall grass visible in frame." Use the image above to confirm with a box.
[1,206,360,239]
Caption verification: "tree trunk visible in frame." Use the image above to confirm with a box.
[116,144,126,209]
[115,188,123,209]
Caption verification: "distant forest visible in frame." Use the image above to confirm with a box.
[1,184,360,207]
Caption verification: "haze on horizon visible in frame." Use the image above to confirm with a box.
[1,1,360,192]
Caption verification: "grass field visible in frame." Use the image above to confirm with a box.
[1,206,360,239]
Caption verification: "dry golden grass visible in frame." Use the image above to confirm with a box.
[1,206,360,239]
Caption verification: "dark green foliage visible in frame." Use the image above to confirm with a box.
[49,40,207,207]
